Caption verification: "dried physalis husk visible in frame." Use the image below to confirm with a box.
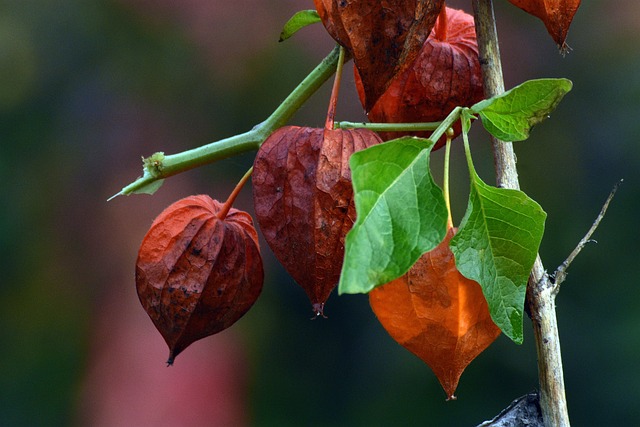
[314,0,445,111]
[355,7,484,149]
[369,227,501,399]
[136,195,263,364]
[507,0,581,50]
[252,125,381,316]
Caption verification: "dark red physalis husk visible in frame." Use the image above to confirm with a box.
[136,195,263,364]
[354,7,484,149]
[252,126,381,316]
[314,0,446,112]
[507,0,581,50]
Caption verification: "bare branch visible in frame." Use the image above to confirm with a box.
[473,1,571,425]
[553,180,622,293]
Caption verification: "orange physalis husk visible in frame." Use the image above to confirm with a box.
[369,227,501,400]
[507,0,581,50]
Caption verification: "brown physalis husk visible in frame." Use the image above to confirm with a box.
[252,125,381,316]
[369,227,501,399]
[507,0,581,49]
[354,7,484,149]
[136,195,263,364]
[314,0,446,112]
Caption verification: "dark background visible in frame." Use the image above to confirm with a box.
[1,1,638,425]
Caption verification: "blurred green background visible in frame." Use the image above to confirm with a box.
[1,1,638,425]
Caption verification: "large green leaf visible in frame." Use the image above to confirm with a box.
[339,137,448,295]
[470,78,572,141]
[450,154,546,344]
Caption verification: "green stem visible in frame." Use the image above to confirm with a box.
[111,46,342,199]
[430,107,462,144]
[461,114,475,171]
[335,121,440,132]
[335,106,461,137]
[160,130,261,178]
[443,132,453,229]
[262,45,342,131]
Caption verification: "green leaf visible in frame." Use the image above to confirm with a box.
[339,137,448,295]
[131,178,164,196]
[450,156,546,344]
[470,78,572,141]
[279,10,321,42]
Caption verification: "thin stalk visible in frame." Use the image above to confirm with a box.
[443,132,453,229]
[325,46,346,130]
[335,106,461,140]
[461,114,475,171]
[335,121,441,132]
[472,1,570,426]
[218,166,253,220]
[434,2,448,41]
[112,46,342,199]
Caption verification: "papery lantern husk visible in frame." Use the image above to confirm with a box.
[314,0,446,112]
[370,227,501,399]
[136,195,263,364]
[354,7,484,149]
[507,0,581,49]
[252,126,382,315]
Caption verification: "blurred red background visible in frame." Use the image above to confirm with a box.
[1,1,639,426]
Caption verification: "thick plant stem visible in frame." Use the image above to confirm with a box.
[112,46,342,198]
[528,259,568,426]
[472,0,520,191]
[472,1,570,426]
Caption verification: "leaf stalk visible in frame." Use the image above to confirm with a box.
[335,121,441,132]
[443,132,453,229]
[335,106,461,138]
